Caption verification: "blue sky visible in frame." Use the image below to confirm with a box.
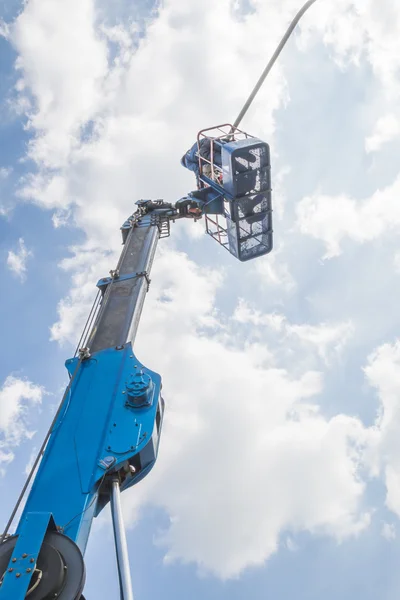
[2,0,400,598]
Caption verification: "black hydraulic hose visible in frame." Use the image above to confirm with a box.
[232,0,320,130]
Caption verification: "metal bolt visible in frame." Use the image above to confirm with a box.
[122,391,126,394]
[11,558,16,563]
[8,568,13,573]
[26,568,32,573]
[29,558,35,563]
[64,565,67,570]
[22,553,28,558]
[16,573,21,578]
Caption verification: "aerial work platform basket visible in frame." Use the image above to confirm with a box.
[196,124,273,262]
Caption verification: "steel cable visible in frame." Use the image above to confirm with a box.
[233,0,321,130]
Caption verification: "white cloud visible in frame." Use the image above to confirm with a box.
[253,245,295,291]
[9,0,295,240]
[7,0,400,582]
[0,19,9,39]
[363,341,400,517]
[296,175,400,259]
[113,250,370,578]
[0,167,12,179]
[6,238,33,281]
[302,0,400,99]
[233,299,354,366]
[0,456,14,478]
[150,412,369,578]
[46,244,371,578]
[285,536,298,552]
[365,114,400,153]
[0,376,44,474]
[394,253,400,273]
[382,522,396,541]
[288,321,354,365]
[24,447,37,476]
[234,298,286,331]
[52,208,72,229]
[0,167,13,217]
[11,0,109,169]
[0,449,14,468]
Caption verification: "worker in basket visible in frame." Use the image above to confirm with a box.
[181,138,223,184]
[181,136,258,189]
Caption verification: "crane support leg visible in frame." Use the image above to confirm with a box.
[111,478,134,600]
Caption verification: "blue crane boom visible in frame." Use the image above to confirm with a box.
[0,126,272,600]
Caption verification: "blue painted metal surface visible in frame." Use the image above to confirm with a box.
[0,513,52,600]
[16,345,163,554]
[221,137,270,199]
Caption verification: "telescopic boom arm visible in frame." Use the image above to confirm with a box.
[0,126,272,600]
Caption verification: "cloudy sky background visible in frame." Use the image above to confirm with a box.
[1,0,400,597]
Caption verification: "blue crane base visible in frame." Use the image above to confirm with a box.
[0,516,85,599]
[0,343,164,599]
